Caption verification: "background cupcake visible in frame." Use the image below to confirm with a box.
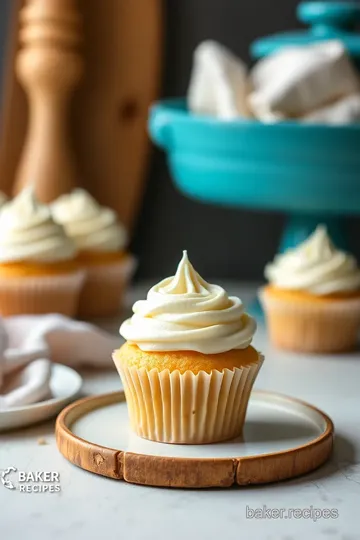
[0,188,83,316]
[259,225,360,353]
[51,189,135,318]
[113,251,263,444]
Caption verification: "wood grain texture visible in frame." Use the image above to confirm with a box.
[0,0,162,230]
[56,391,334,489]
[13,0,83,201]
[0,0,26,196]
[123,453,236,488]
[56,391,124,479]
[236,424,333,484]
[70,0,162,230]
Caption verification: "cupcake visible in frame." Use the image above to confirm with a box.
[259,225,360,353]
[0,188,84,316]
[51,189,135,318]
[113,251,263,444]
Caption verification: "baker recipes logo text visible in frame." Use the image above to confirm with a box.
[1,467,61,493]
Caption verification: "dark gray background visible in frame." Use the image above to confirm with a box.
[133,0,299,281]
[132,0,360,280]
[1,0,359,281]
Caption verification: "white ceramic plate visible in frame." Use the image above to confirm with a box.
[0,364,82,432]
[71,390,330,459]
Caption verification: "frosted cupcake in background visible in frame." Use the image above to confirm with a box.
[0,188,84,316]
[51,189,135,318]
[113,251,263,444]
[259,225,360,353]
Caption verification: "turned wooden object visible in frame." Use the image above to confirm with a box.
[1,0,162,230]
[13,0,83,201]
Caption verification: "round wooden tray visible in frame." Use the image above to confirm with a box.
[56,390,334,489]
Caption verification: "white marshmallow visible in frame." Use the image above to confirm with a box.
[302,93,360,124]
[249,41,360,120]
[188,40,250,120]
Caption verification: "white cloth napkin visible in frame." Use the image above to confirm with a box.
[188,40,250,120]
[249,40,360,121]
[0,359,51,410]
[0,314,120,410]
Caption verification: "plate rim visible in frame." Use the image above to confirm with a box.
[55,389,334,489]
[0,363,83,415]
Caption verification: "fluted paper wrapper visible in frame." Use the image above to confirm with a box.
[78,256,136,318]
[259,286,360,353]
[116,355,263,444]
[0,271,85,317]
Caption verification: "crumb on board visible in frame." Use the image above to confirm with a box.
[37,438,48,445]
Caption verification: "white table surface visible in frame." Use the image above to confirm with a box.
[1,282,360,540]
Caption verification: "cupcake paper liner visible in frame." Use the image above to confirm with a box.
[78,256,136,318]
[0,271,85,317]
[259,287,360,353]
[115,353,264,444]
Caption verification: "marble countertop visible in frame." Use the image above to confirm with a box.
[1,283,360,540]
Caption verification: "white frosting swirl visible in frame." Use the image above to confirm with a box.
[120,251,256,354]
[0,188,77,263]
[51,189,127,252]
[265,225,360,295]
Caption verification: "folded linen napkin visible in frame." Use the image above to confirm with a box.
[0,359,51,410]
[0,314,120,410]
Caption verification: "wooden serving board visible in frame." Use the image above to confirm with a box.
[55,390,334,489]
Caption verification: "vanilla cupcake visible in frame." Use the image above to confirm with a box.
[259,225,360,352]
[0,188,84,316]
[51,189,135,318]
[113,251,263,444]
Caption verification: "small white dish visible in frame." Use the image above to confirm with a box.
[0,363,82,432]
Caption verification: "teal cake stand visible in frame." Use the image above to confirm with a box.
[149,98,360,251]
[148,2,360,252]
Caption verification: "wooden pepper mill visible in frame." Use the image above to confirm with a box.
[13,0,83,202]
